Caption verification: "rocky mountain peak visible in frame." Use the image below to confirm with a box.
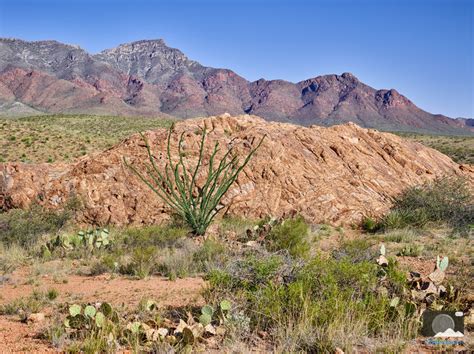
[0,37,472,134]
[0,38,101,84]
[98,39,168,54]
[94,39,202,83]
[340,72,359,82]
[376,88,412,107]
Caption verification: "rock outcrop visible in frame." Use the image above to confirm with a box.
[1,115,472,226]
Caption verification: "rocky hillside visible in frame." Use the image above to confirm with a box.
[0,38,472,134]
[1,115,472,225]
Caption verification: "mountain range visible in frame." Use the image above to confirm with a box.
[0,38,472,134]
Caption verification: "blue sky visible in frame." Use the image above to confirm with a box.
[0,0,472,118]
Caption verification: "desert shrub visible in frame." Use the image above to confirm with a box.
[84,224,189,277]
[122,246,157,279]
[0,242,28,275]
[156,238,228,279]
[0,290,56,317]
[361,216,382,232]
[205,250,416,352]
[381,209,430,230]
[218,216,257,237]
[88,229,228,279]
[366,177,473,234]
[118,224,189,248]
[155,239,197,279]
[192,239,227,270]
[332,238,376,263]
[397,244,423,257]
[0,198,79,247]
[381,210,412,230]
[206,251,300,296]
[89,257,115,276]
[379,229,417,243]
[265,216,310,258]
[125,126,265,235]
[382,177,474,230]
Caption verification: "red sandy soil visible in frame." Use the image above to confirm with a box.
[0,265,205,352]
[0,254,471,352]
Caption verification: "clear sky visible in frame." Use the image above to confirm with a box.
[0,0,472,118]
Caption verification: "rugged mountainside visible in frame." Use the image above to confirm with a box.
[1,115,472,226]
[0,38,472,134]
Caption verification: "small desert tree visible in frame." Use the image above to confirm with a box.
[124,125,264,235]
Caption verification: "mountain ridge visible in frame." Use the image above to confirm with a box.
[0,37,472,134]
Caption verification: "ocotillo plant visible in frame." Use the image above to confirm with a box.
[125,125,265,235]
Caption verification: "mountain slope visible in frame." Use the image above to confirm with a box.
[0,38,471,134]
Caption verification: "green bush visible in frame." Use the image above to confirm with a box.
[118,225,189,248]
[206,251,417,352]
[192,239,226,269]
[389,177,472,231]
[265,216,310,258]
[332,238,375,263]
[367,177,473,233]
[0,198,79,247]
[361,217,382,232]
[0,243,27,275]
[119,246,156,279]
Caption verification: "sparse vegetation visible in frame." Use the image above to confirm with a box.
[0,114,173,163]
[397,132,474,165]
[265,215,310,258]
[0,242,28,275]
[364,177,473,234]
[0,198,80,248]
[0,290,58,317]
[206,249,415,352]
[0,212,472,351]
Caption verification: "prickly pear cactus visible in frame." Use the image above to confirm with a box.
[438,256,449,271]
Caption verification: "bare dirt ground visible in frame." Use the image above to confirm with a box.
[0,265,205,352]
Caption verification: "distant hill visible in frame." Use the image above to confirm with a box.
[0,38,472,134]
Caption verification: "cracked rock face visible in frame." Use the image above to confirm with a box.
[1,115,472,226]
